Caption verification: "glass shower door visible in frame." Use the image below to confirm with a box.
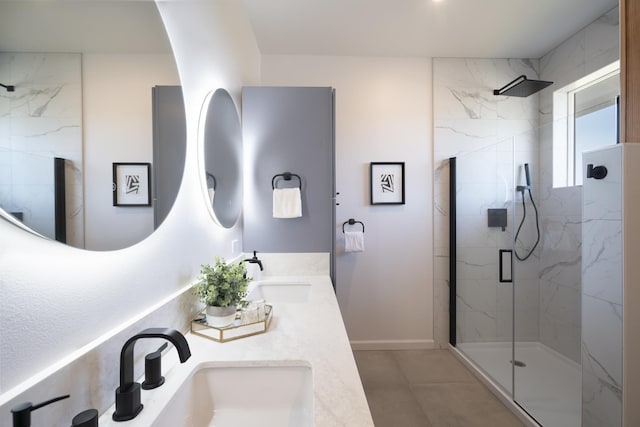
[452,128,583,427]
[452,138,516,397]
[511,128,582,427]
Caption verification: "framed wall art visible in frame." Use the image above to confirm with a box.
[112,162,151,206]
[370,162,405,205]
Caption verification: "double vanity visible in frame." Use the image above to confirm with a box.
[97,271,373,426]
[1,2,363,425]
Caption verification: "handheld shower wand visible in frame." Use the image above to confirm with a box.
[516,163,532,193]
[514,163,540,261]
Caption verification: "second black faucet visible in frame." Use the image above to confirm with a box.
[242,250,263,271]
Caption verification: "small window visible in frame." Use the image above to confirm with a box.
[553,62,620,187]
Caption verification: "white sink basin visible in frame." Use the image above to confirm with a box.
[152,362,313,427]
[246,282,311,303]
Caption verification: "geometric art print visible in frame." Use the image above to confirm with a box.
[380,173,395,193]
[370,162,405,205]
[113,162,151,206]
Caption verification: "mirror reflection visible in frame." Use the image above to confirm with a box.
[202,89,243,229]
[0,0,184,250]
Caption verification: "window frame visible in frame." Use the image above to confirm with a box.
[552,61,620,188]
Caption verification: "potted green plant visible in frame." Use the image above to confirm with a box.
[193,257,251,328]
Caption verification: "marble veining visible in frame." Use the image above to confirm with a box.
[432,7,620,425]
[98,274,372,427]
[434,57,540,347]
[448,89,496,119]
[0,53,84,247]
[24,86,64,117]
[581,147,623,427]
[25,123,80,138]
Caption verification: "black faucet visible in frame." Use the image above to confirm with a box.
[11,394,69,427]
[242,250,263,271]
[112,328,191,422]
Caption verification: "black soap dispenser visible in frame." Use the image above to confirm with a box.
[11,394,70,427]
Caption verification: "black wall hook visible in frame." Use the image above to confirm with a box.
[586,164,608,180]
[342,218,365,233]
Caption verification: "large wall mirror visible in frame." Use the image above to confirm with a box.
[0,0,184,250]
[202,88,243,229]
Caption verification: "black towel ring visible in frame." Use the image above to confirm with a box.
[272,172,302,190]
[342,218,365,233]
[206,172,216,190]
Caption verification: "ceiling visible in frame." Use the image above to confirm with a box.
[241,0,619,58]
[0,1,172,54]
[0,0,618,59]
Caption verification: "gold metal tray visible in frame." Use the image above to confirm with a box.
[191,304,272,343]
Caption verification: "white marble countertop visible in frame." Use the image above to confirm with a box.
[99,275,374,426]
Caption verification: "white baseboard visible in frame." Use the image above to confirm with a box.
[350,339,435,351]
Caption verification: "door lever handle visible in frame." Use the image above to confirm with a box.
[499,249,512,283]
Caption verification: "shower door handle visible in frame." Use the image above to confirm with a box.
[499,249,513,283]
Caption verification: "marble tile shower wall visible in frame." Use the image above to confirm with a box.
[433,58,541,346]
[0,53,83,246]
[537,6,619,363]
[581,146,622,427]
[434,6,620,355]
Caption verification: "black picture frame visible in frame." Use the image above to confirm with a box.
[370,162,405,205]
[112,162,152,207]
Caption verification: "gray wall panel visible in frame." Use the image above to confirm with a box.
[152,86,186,229]
[242,86,334,254]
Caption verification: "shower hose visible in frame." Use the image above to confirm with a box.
[514,187,540,261]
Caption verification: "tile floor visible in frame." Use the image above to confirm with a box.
[353,349,525,427]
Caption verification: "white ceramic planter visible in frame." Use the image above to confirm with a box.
[205,305,237,328]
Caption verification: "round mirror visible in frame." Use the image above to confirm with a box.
[201,89,243,228]
[0,0,185,250]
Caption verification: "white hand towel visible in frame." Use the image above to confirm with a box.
[273,188,302,218]
[345,231,364,252]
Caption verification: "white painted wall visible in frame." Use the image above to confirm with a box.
[261,55,434,348]
[0,0,260,395]
[83,53,179,250]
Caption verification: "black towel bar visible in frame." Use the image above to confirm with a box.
[272,172,302,190]
[342,218,365,233]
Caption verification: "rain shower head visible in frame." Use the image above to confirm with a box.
[493,75,552,97]
[0,83,15,92]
